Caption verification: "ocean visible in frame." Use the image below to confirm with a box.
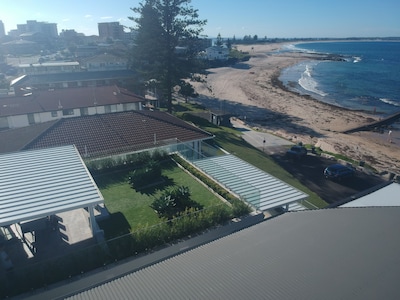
[278,41,400,116]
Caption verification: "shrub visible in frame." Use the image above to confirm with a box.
[150,186,203,219]
[128,159,161,189]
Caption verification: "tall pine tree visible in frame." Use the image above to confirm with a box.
[130,0,206,112]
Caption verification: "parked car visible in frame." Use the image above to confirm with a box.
[286,145,307,159]
[324,164,355,180]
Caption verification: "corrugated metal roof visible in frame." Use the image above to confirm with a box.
[63,207,400,300]
[0,145,104,226]
[341,182,400,207]
[193,154,308,210]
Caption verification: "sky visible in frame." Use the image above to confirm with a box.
[0,0,399,38]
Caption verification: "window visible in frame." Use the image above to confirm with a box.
[0,117,9,129]
[28,113,35,125]
[105,105,117,113]
[51,111,58,117]
[62,109,74,116]
[80,107,89,116]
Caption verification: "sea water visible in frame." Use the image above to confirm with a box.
[279,41,400,115]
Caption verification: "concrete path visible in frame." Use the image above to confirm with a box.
[230,118,293,154]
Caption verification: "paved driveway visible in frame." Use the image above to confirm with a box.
[231,119,387,205]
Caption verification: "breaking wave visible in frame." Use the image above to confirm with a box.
[380,98,400,107]
[298,64,328,97]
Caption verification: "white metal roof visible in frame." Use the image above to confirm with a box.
[0,145,104,227]
[193,154,308,210]
[340,182,400,207]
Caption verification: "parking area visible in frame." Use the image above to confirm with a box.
[270,153,387,205]
[231,120,387,205]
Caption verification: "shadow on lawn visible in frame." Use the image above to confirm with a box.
[135,176,175,196]
[98,212,131,239]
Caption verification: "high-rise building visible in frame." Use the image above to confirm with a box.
[0,20,5,37]
[98,22,124,40]
[16,20,58,38]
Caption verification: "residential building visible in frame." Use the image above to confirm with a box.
[1,39,40,55]
[0,20,5,38]
[0,85,154,129]
[81,53,128,71]
[10,69,137,93]
[18,61,81,75]
[98,22,124,41]
[16,20,58,38]
[16,182,400,300]
[205,45,229,60]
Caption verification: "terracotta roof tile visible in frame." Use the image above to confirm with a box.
[23,111,213,158]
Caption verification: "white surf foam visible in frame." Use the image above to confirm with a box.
[380,98,400,107]
[298,64,328,97]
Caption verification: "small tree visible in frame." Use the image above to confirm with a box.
[179,81,197,102]
[215,33,223,46]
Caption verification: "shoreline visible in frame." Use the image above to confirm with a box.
[191,42,400,174]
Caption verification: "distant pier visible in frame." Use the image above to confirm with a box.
[342,111,400,134]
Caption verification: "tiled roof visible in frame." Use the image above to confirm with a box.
[23,111,213,158]
[0,85,144,117]
[0,120,58,153]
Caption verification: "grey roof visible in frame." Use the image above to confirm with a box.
[0,145,104,226]
[11,70,136,86]
[341,182,400,207]
[63,207,400,300]
[193,154,308,210]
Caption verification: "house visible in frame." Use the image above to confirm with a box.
[0,85,156,129]
[10,70,137,93]
[22,110,214,159]
[81,53,128,71]
[20,183,400,299]
[17,61,81,75]
[205,45,229,60]
[0,39,40,55]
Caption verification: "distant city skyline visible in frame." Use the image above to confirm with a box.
[1,0,399,38]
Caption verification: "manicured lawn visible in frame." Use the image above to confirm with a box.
[94,158,224,238]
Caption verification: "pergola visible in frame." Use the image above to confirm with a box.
[0,145,104,233]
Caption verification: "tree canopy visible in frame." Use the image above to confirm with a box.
[129,0,207,112]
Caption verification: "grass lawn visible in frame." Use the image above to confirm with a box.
[95,158,224,238]
[176,104,327,208]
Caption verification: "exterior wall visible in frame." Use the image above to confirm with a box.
[205,46,229,60]
[7,114,30,128]
[19,63,81,75]
[3,102,143,129]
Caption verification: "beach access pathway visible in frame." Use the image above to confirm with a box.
[230,118,294,154]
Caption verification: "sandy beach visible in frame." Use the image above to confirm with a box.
[191,43,400,175]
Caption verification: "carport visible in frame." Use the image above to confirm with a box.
[0,145,104,261]
[193,154,309,211]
